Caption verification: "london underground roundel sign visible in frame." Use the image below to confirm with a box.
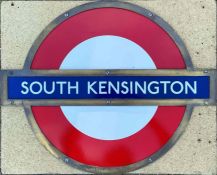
[2,1,214,174]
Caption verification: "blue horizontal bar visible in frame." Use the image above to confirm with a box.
[8,76,209,99]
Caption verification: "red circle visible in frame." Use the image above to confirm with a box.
[30,8,186,167]
[31,8,185,69]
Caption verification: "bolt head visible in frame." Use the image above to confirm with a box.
[148,158,152,162]
[148,12,153,17]
[9,71,13,75]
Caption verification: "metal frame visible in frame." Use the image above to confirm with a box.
[0,0,216,174]
[0,69,216,106]
[23,0,194,70]
[24,104,193,174]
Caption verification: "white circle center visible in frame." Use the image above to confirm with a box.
[60,35,158,140]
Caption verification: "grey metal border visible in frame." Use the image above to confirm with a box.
[3,0,205,174]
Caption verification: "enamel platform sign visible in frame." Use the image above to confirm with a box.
[0,1,216,174]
